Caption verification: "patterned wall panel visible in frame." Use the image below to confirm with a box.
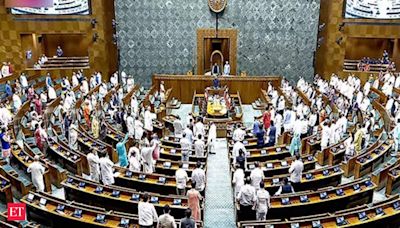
[115,0,321,86]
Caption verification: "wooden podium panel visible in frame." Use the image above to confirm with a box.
[152,74,281,104]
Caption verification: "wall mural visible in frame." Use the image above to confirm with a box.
[115,0,320,86]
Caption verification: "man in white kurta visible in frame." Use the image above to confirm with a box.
[27,156,45,191]
[232,140,247,163]
[232,164,245,197]
[48,86,57,100]
[193,118,205,139]
[134,117,144,140]
[141,143,156,174]
[173,117,184,138]
[191,162,206,193]
[144,107,155,132]
[232,125,246,142]
[289,154,304,183]
[207,122,217,154]
[194,135,205,157]
[223,61,230,76]
[87,150,100,182]
[126,114,135,138]
[99,154,115,185]
[250,162,264,190]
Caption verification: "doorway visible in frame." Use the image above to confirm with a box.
[197,28,238,75]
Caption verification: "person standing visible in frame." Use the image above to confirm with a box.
[250,162,264,191]
[35,123,48,156]
[99,153,115,185]
[193,118,205,140]
[223,61,231,76]
[191,161,206,196]
[87,150,100,182]
[141,142,156,174]
[236,177,256,221]
[56,46,63,57]
[392,119,400,156]
[187,182,202,221]
[266,120,276,147]
[207,121,217,154]
[128,147,141,172]
[69,121,78,150]
[173,116,184,138]
[157,205,176,228]
[262,106,272,130]
[289,154,304,184]
[175,163,189,196]
[232,123,245,142]
[139,193,158,228]
[27,156,46,192]
[211,63,220,76]
[116,134,129,167]
[232,163,245,197]
[354,124,364,154]
[91,114,100,139]
[144,106,155,132]
[254,182,271,221]
[0,128,12,163]
[180,133,191,162]
[180,209,197,228]
[194,134,205,157]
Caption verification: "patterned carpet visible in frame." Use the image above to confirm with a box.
[204,138,236,228]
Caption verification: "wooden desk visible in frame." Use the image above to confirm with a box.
[244,155,316,177]
[113,167,192,195]
[354,143,391,179]
[0,175,13,203]
[160,145,208,163]
[239,195,400,228]
[152,75,282,104]
[62,175,192,219]
[261,178,375,219]
[262,165,343,195]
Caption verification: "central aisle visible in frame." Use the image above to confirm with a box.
[204,138,236,228]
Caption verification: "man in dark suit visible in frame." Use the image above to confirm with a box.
[212,62,220,76]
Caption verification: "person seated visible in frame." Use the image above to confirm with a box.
[274,177,295,195]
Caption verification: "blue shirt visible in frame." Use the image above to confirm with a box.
[5,84,12,97]
[116,134,129,167]
[0,133,10,150]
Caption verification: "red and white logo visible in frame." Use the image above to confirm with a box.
[7,203,26,221]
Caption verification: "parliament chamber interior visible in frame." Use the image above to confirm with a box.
[1,0,400,227]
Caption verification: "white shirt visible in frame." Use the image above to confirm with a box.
[20,75,28,88]
[232,168,245,196]
[232,141,247,158]
[99,157,114,185]
[48,86,57,100]
[173,119,184,137]
[194,139,205,157]
[250,168,264,190]
[289,159,304,183]
[255,189,271,213]
[193,122,205,138]
[138,202,158,226]
[175,168,188,189]
[27,161,45,191]
[237,184,256,206]
[191,168,206,191]
[233,128,246,142]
